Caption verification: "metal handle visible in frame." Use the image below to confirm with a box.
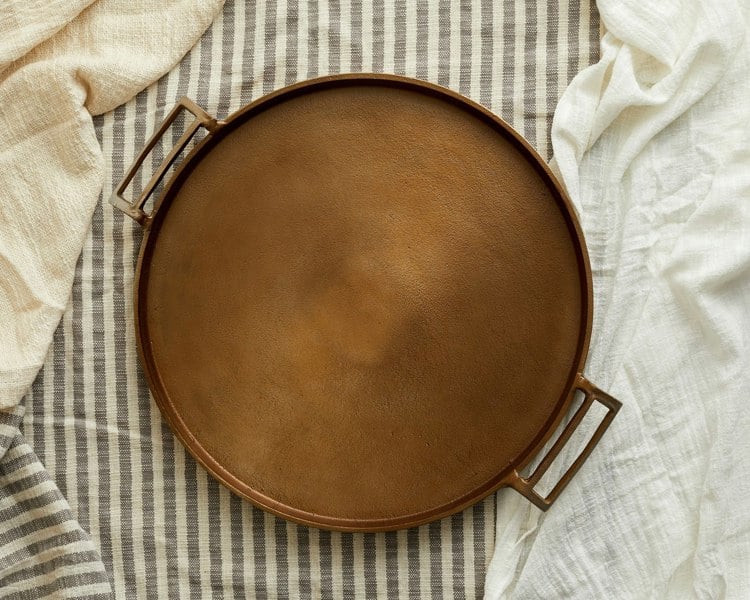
[509,374,621,510]
[109,97,220,226]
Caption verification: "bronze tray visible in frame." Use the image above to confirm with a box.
[111,74,621,532]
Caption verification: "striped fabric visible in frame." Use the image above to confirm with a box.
[0,407,110,599]
[12,0,600,597]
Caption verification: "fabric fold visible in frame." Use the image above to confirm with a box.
[0,406,112,598]
[0,0,224,410]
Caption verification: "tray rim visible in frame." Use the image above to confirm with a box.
[132,73,594,531]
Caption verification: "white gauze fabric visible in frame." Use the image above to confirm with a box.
[486,0,750,598]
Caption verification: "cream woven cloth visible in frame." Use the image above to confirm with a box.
[0,0,223,409]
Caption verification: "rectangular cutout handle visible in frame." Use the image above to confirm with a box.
[509,374,621,510]
[109,97,219,226]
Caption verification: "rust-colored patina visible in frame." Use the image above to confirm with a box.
[111,74,621,532]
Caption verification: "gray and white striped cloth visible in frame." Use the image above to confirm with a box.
[6,0,599,597]
[1,405,111,598]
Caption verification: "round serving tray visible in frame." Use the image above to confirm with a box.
[111,74,620,532]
